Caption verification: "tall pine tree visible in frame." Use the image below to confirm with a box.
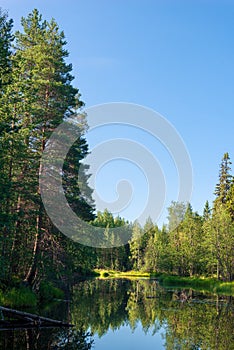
[0,8,14,281]
[0,9,94,287]
[214,152,232,205]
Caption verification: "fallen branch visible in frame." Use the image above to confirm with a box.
[0,306,73,327]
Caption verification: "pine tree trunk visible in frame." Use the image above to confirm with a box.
[24,130,45,287]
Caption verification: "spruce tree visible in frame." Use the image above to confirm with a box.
[203,200,211,221]
[214,152,232,205]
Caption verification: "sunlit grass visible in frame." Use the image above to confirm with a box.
[94,269,150,279]
[94,270,234,295]
[156,274,234,296]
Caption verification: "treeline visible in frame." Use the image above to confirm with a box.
[136,152,234,282]
[95,153,234,282]
[73,168,234,284]
[0,8,233,296]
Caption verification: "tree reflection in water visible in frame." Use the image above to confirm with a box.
[0,279,233,349]
[0,328,93,350]
[71,279,234,350]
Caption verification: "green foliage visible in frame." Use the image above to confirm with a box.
[0,8,13,89]
[203,200,211,220]
[71,279,234,349]
[227,178,234,219]
[0,7,95,290]
[214,152,232,205]
[0,286,37,307]
[129,221,144,270]
[91,210,130,271]
[203,204,234,281]
[0,5,234,300]
[39,281,64,301]
[128,154,234,283]
[215,282,234,295]
[157,274,234,296]
[92,209,115,228]
[167,201,186,231]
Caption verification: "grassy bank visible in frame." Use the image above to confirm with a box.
[94,270,234,296]
[156,274,234,296]
[0,282,64,308]
[94,269,150,279]
[2,272,232,308]
[0,286,37,308]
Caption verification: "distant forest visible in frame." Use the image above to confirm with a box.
[0,8,233,297]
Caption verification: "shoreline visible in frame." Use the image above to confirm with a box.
[94,269,234,296]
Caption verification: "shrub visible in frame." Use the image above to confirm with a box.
[39,281,64,301]
[0,286,37,308]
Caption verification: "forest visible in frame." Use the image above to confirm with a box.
[0,8,234,305]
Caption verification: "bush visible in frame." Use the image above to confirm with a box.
[39,281,64,301]
[0,286,37,308]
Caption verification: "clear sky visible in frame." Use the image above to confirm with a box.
[1,0,234,225]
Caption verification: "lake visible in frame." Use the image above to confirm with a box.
[0,278,233,349]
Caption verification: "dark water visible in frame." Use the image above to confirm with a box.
[0,279,233,349]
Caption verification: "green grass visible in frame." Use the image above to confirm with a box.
[156,274,234,296]
[215,282,234,295]
[0,281,65,308]
[94,270,234,295]
[0,286,38,308]
[94,269,150,279]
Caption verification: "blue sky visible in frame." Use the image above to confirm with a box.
[2,0,234,225]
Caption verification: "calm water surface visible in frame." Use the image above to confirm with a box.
[0,279,233,349]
